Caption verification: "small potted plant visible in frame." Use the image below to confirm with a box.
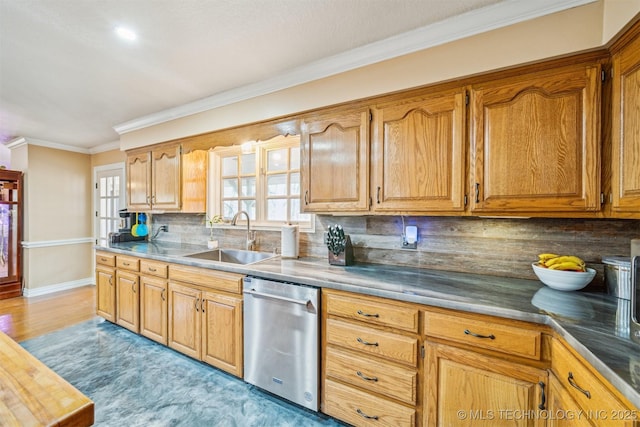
[206,215,224,248]
[326,224,354,266]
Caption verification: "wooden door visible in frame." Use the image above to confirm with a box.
[470,63,601,214]
[547,374,594,427]
[95,266,115,322]
[127,151,152,210]
[425,342,547,427]
[115,270,139,333]
[152,145,181,210]
[301,108,370,212]
[181,149,207,213]
[167,282,201,359]
[611,31,640,216]
[201,291,243,377]
[140,275,168,345]
[371,89,466,213]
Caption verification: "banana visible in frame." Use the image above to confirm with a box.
[538,253,560,262]
[548,261,586,272]
[544,255,585,268]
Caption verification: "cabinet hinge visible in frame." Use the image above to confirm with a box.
[369,112,373,122]
[464,194,468,206]
[421,345,425,359]
[601,69,606,82]
[369,196,373,208]
[600,192,605,205]
[465,91,469,105]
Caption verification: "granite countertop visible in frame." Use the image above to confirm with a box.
[99,241,640,409]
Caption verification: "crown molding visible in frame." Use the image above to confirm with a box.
[5,136,91,154]
[89,141,121,154]
[114,0,596,136]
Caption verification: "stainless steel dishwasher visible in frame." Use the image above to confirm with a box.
[243,276,320,411]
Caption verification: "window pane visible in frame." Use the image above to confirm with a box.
[241,153,256,175]
[241,177,256,197]
[100,177,107,197]
[100,199,107,217]
[267,148,288,172]
[113,177,120,196]
[290,146,300,169]
[267,199,288,221]
[267,174,287,196]
[223,179,238,197]
[222,156,238,176]
[223,200,238,219]
[290,172,300,196]
[241,200,256,220]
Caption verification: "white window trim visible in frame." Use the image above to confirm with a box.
[207,137,315,233]
[93,162,126,246]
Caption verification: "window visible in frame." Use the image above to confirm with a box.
[208,135,312,228]
[94,164,125,246]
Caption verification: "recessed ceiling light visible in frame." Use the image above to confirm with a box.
[114,26,137,41]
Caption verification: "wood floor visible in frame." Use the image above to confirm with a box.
[0,285,96,342]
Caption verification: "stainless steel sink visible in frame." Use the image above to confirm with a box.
[184,248,277,265]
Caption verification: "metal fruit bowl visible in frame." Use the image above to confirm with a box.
[531,262,596,291]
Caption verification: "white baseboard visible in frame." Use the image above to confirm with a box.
[23,277,95,298]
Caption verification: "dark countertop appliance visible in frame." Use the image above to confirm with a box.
[109,210,146,243]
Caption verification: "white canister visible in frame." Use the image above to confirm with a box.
[281,224,299,259]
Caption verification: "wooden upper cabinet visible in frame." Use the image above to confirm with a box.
[181,149,207,213]
[127,151,152,210]
[301,108,370,212]
[611,29,640,217]
[470,63,602,214]
[127,144,181,211]
[371,89,466,213]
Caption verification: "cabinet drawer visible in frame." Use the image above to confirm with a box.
[423,310,542,360]
[326,318,418,367]
[325,347,417,405]
[552,339,634,426]
[140,259,168,278]
[169,264,243,294]
[95,252,115,267]
[116,255,140,272]
[325,290,419,333]
[324,379,415,427]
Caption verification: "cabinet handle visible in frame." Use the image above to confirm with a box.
[356,371,378,382]
[464,329,495,340]
[357,337,379,346]
[148,267,157,272]
[132,283,136,293]
[475,183,480,203]
[567,372,591,399]
[161,289,166,301]
[108,278,113,286]
[356,409,379,420]
[376,186,381,204]
[122,262,130,266]
[538,381,546,410]
[100,257,107,262]
[357,310,379,318]
[304,190,308,205]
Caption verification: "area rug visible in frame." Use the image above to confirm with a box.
[20,317,341,427]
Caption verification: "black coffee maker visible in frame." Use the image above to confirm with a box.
[109,209,146,243]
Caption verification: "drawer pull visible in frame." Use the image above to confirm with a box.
[357,408,379,420]
[357,310,379,318]
[356,371,378,382]
[148,267,157,272]
[464,329,495,340]
[567,372,591,399]
[122,262,130,266]
[357,337,379,346]
[100,257,107,262]
[538,381,546,410]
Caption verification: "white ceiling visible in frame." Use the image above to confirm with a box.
[0,0,594,151]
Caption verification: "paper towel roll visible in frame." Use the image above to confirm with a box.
[281,225,299,258]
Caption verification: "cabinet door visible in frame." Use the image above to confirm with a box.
[470,63,601,214]
[611,33,640,216]
[201,291,243,377]
[167,282,201,359]
[424,342,547,427]
[116,270,139,333]
[152,146,181,210]
[547,374,594,427]
[301,108,370,212]
[127,151,152,210]
[371,89,466,213]
[181,149,207,213]
[140,275,168,345]
[96,265,116,322]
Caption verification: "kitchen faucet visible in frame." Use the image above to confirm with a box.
[231,211,256,251]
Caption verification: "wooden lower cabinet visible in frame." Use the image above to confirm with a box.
[95,265,116,322]
[167,281,243,377]
[115,270,139,333]
[140,275,168,345]
[547,373,594,427]
[424,342,548,427]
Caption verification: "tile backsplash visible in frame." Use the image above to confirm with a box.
[150,213,640,288]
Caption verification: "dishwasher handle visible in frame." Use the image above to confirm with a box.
[245,288,316,310]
